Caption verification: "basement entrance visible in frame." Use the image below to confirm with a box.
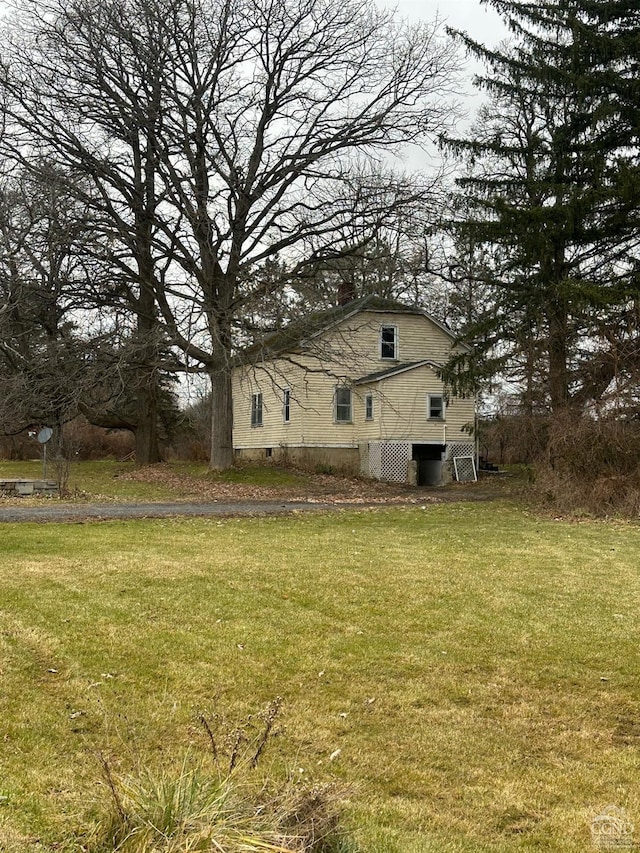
[412,444,446,486]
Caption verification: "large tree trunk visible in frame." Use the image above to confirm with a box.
[135,380,161,465]
[547,291,570,414]
[207,274,235,470]
[133,279,162,466]
[209,366,234,470]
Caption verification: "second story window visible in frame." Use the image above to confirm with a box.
[251,392,263,427]
[334,386,352,422]
[428,394,445,421]
[380,325,397,359]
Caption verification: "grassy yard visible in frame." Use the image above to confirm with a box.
[0,459,312,501]
[1,501,639,852]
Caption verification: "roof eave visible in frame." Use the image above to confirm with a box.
[355,359,442,385]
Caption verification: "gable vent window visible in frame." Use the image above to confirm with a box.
[251,392,263,427]
[334,386,352,423]
[380,325,397,360]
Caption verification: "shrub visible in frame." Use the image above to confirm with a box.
[476,413,550,465]
[534,414,640,516]
[64,419,134,461]
[168,394,211,461]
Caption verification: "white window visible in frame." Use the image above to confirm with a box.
[251,392,263,427]
[380,325,397,360]
[365,393,374,421]
[334,386,352,422]
[428,394,445,421]
[283,388,291,423]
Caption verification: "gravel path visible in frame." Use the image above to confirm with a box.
[0,484,506,523]
[0,499,358,523]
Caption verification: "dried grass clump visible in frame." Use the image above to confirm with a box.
[92,763,353,853]
[88,701,356,853]
[534,414,640,516]
[269,782,354,853]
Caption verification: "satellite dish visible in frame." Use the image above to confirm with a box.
[37,427,53,444]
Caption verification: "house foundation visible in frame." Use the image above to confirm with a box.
[234,445,360,475]
[235,440,475,485]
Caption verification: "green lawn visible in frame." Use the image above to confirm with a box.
[0,459,310,501]
[1,502,639,851]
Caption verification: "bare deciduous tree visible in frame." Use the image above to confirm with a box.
[1,0,175,463]
[2,0,460,468]
[0,164,97,440]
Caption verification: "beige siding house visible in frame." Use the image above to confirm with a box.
[232,297,476,484]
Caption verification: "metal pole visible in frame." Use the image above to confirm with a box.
[43,442,47,480]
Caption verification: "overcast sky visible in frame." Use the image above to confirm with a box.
[371,0,508,173]
[390,0,504,41]
[382,0,508,125]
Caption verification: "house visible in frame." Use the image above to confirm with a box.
[231,297,476,485]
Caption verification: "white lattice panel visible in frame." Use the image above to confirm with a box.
[368,442,382,479]
[368,441,411,482]
[447,443,475,460]
[453,455,477,483]
[380,442,411,482]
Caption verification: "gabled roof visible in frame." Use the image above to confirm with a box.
[354,359,441,385]
[238,295,459,363]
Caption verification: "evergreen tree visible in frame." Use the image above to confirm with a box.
[443,0,640,414]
